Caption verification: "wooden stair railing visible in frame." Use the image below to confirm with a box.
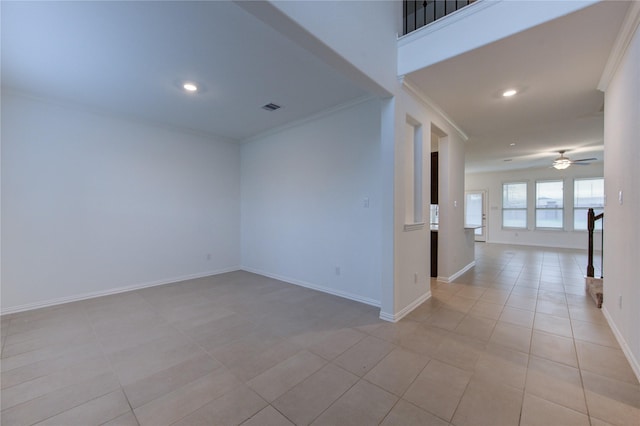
[587,208,604,278]
[586,208,603,308]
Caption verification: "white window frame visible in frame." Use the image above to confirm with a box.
[502,182,528,229]
[535,179,564,230]
[574,177,604,231]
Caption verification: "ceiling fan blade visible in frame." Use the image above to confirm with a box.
[570,162,591,166]
[572,158,597,162]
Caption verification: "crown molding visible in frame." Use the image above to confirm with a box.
[240,95,376,144]
[400,77,469,141]
[598,1,640,91]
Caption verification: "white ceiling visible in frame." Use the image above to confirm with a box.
[408,1,630,173]
[2,1,630,173]
[1,1,367,141]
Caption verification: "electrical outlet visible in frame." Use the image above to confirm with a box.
[414,273,418,284]
[206,253,212,261]
[335,266,341,276]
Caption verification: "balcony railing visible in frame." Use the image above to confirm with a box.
[403,0,476,35]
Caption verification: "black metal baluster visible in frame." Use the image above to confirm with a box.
[403,0,475,34]
[423,1,427,26]
[403,0,407,35]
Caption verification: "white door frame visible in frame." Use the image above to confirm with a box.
[465,190,487,242]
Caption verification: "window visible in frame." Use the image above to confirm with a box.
[502,182,527,228]
[574,178,604,230]
[536,180,564,229]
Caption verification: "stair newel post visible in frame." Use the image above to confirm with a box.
[587,208,595,278]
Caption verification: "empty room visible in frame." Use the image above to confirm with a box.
[2,1,639,425]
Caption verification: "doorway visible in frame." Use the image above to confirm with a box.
[465,190,487,242]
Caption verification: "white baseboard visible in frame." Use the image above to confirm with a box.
[0,266,241,316]
[487,240,602,252]
[602,306,640,383]
[379,290,431,323]
[437,261,476,283]
[240,266,381,308]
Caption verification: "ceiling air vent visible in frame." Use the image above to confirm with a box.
[262,103,281,112]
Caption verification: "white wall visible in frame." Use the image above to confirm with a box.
[392,92,430,318]
[601,13,640,378]
[466,164,604,250]
[1,92,241,312]
[241,99,382,305]
[437,128,473,280]
[269,0,399,94]
[237,1,458,321]
[388,84,471,320]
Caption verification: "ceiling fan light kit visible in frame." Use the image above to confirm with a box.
[552,150,596,169]
[553,158,571,170]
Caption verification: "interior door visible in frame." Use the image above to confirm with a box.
[465,190,487,242]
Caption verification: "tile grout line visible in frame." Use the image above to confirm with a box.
[81,301,140,426]
[567,294,594,425]
[516,266,542,426]
[302,361,363,425]
[135,288,267,426]
[13,305,127,426]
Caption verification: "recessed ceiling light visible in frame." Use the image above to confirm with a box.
[183,82,198,93]
[510,143,516,146]
[503,89,517,97]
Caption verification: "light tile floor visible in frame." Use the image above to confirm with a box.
[1,244,638,425]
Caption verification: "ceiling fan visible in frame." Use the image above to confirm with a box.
[552,150,596,170]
